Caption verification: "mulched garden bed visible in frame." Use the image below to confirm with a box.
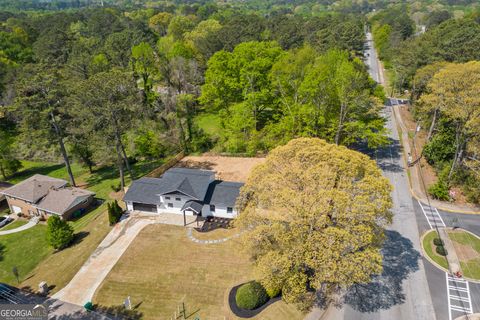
[228,283,281,318]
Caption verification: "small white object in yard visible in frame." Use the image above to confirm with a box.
[39,281,48,295]
[124,296,131,310]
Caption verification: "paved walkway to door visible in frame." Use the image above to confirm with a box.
[0,217,38,236]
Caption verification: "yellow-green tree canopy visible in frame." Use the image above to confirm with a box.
[419,61,480,178]
[235,138,392,309]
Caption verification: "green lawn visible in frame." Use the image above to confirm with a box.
[422,230,448,269]
[0,219,28,231]
[0,225,52,284]
[195,112,222,137]
[448,230,480,280]
[94,224,304,320]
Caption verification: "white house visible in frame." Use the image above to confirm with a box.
[123,168,243,224]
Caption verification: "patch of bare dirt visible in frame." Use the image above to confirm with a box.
[399,105,471,206]
[452,241,479,261]
[399,105,438,188]
[176,155,266,182]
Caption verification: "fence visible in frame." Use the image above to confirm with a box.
[145,152,185,178]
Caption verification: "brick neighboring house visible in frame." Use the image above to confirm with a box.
[0,182,12,204]
[0,174,95,220]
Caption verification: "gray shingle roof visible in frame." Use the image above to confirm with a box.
[35,187,95,215]
[123,168,215,205]
[0,174,67,203]
[205,181,244,207]
[181,200,204,213]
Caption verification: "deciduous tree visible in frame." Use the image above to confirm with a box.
[235,138,392,309]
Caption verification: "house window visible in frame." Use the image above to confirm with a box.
[165,196,171,200]
[167,203,173,208]
[227,207,233,213]
[210,205,215,212]
[175,197,181,201]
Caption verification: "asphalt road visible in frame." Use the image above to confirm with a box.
[413,199,480,320]
[331,32,480,320]
[325,38,436,319]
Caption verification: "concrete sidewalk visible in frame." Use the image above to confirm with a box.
[391,105,480,215]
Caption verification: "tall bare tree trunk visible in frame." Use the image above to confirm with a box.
[335,104,347,145]
[115,140,125,192]
[111,112,133,179]
[449,126,465,181]
[426,108,438,142]
[50,113,76,187]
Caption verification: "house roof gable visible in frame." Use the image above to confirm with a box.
[1,174,68,203]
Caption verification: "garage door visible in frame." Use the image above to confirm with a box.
[133,203,157,213]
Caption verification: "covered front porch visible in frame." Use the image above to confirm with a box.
[129,210,204,228]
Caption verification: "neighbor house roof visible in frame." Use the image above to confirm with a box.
[0,182,12,201]
[205,181,244,207]
[35,187,95,215]
[0,174,67,203]
[123,168,215,205]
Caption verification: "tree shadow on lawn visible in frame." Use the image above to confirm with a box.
[0,243,5,262]
[343,230,420,313]
[70,231,90,247]
[8,164,65,182]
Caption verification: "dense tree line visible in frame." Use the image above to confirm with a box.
[0,4,373,188]
[370,5,480,203]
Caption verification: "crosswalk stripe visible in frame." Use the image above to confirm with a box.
[448,286,469,292]
[450,306,472,313]
[449,295,470,302]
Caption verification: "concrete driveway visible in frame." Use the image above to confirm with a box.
[52,214,155,306]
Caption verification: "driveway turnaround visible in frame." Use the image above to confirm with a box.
[52,214,157,306]
[0,218,38,235]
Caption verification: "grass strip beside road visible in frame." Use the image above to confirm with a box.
[422,230,448,270]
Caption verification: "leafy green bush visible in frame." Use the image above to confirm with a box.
[46,215,74,250]
[107,200,123,225]
[423,127,455,166]
[235,281,269,310]
[110,183,122,192]
[265,286,281,299]
[433,238,443,246]
[435,245,448,256]
[428,180,450,201]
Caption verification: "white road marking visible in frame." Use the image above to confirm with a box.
[419,201,474,319]
[445,265,473,320]
[417,200,446,228]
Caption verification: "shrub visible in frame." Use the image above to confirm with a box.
[428,180,450,201]
[423,124,455,166]
[107,200,123,225]
[110,183,122,192]
[265,286,281,299]
[46,215,74,250]
[433,238,443,246]
[435,245,448,256]
[235,281,269,310]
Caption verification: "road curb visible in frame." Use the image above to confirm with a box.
[420,229,480,284]
[390,106,480,215]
